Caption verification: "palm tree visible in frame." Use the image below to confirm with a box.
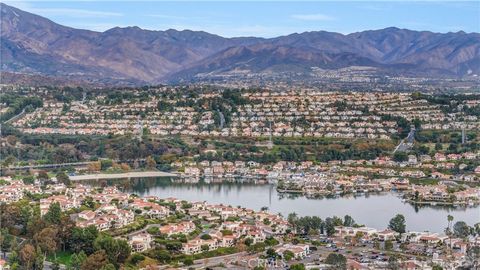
[287,212,298,224]
[446,215,454,244]
[447,215,454,256]
[288,212,298,234]
[447,215,454,233]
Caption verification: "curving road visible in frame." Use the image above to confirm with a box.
[3,108,25,124]
[217,110,225,129]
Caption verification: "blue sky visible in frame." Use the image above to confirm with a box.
[4,1,480,37]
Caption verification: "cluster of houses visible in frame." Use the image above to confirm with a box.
[36,186,173,234]
[179,211,287,255]
[1,172,479,269]
[410,184,480,206]
[108,196,290,255]
[334,225,478,269]
[158,221,196,236]
[275,244,311,260]
[178,160,268,180]
[24,183,292,256]
[178,150,479,179]
[180,232,237,255]
[12,90,479,139]
[75,205,134,231]
[172,151,480,205]
[39,185,129,216]
[378,99,479,131]
[0,178,41,203]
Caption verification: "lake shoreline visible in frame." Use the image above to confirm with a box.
[87,177,479,233]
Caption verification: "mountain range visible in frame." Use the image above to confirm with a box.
[1,3,479,85]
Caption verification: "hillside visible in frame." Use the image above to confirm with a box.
[1,3,479,85]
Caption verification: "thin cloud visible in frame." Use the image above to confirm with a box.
[147,14,190,20]
[28,8,123,18]
[3,1,122,18]
[291,13,335,21]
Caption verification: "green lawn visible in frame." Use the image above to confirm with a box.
[47,251,74,265]
[408,178,439,186]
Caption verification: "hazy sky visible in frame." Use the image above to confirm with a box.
[4,1,480,37]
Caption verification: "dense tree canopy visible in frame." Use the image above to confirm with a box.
[388,214,406,234]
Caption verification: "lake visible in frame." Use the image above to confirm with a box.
[94,177,479,233]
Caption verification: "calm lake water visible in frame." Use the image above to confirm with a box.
[95,178,479,233]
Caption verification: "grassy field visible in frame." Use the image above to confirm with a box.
[47,250,74,265]
[408,178,439,186]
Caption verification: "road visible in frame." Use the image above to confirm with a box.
[1,159,147,172]
[393,126,416,153]
[120,224,162,238]
[186,241,285,269]
[3,161,96,171]
[3,108,25,124]
[393,139,407,153]
[217,110,225,129]
[190,251,249,269]
[70,171,177,181]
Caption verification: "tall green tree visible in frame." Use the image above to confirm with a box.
[388,214,406,234]
[68,226,98,254]
[70,251,87,270]
[81,250,109,270]
[343,215,356,227]
[33,227,59,255]
[393,152,408,162]
[446,215,454,235]
[453,221,470,238]
[33,246,44,270]
[93,234,131,267]
[44,202,62,224]
[19,244,36,270]
[56,172,71,186]
[324,217,336,236]
[325,253,346,270]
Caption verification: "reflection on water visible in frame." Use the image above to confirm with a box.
[87,177,480,233]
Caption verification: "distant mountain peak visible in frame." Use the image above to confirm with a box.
[1,3,479,85]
